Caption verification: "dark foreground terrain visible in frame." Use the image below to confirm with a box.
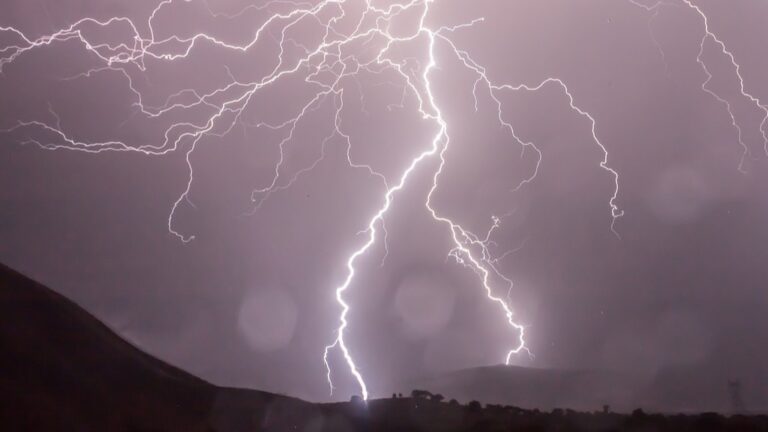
[1,262,766,431]
[393,363,768,414]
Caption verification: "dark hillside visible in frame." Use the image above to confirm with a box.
[0,262,312,431]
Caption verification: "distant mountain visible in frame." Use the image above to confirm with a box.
[0,262,317,431]
[393,362,768,414]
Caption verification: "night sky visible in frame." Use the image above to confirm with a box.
[1,0,767,404]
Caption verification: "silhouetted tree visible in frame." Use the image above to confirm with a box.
[411,389,432,399]
[467,400,482,412]
[430,393,445,403]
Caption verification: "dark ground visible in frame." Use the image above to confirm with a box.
[1,261,766,432]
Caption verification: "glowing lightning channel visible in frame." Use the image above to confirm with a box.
[322,1,448,401]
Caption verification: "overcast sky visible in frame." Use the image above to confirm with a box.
[1,0,767,404]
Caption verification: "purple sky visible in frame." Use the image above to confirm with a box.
[1,0,767,403]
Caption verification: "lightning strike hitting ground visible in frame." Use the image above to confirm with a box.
[0,0,627,400]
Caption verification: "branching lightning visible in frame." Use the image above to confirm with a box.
[0,0,630,401]
[630,0,768,171]
[683,0,768,170]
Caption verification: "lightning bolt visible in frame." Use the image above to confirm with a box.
[0,0,624,401]
[321,2,624,399]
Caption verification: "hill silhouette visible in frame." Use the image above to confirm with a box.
[0,262,315,431]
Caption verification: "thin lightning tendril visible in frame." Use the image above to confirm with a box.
[630,0,768,171]
[0,0,627,400]
[683,0,768,169]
